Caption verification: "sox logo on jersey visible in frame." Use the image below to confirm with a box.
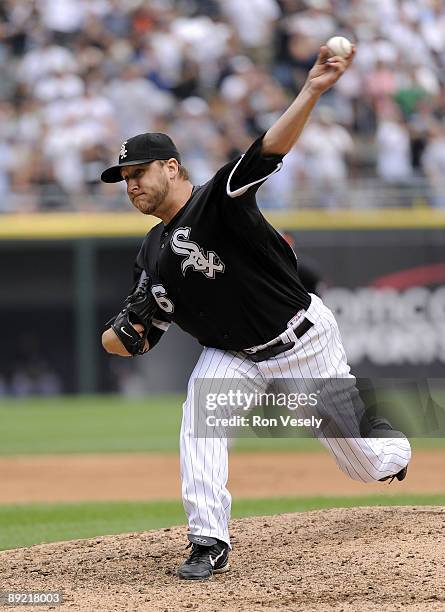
[171,227,225,279]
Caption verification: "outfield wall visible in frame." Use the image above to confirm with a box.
[1,211,444,393]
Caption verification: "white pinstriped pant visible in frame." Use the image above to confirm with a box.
[180,294,412,546]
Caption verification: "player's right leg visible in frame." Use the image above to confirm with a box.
[258,294,411,483]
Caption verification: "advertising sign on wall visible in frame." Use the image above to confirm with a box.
[297,229,445,377]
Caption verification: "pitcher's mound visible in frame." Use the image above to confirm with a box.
[1,506,444,611]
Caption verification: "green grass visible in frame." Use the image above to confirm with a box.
[0,395,184,454]
[0,395,444,455]
[0,494,443,551]
[0,395,329,454]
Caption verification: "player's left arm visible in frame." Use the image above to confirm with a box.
[261,45,355,157]
[102,323,148,357]
[102,268,170,357]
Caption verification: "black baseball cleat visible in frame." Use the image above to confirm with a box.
[379,464,408,484]
[177,534,230,580]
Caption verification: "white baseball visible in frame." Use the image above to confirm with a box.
[326,36,352,58]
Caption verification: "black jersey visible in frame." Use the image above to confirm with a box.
[136,136,311,351]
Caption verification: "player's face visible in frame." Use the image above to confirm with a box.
[121,162,170,216]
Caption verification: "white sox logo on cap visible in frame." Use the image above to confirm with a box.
[101,132,181,183]
[119,141,128,160]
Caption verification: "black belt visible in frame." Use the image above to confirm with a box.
[242,318,313,363]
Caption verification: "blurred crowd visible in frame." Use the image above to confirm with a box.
[1,0,445,211]
[0,331,63,396]
[0,365,62,397]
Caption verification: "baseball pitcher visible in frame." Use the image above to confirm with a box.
[101,45,411,580]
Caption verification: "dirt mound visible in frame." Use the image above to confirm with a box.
[0,506,444,611]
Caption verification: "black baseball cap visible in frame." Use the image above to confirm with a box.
[101,132,181,183]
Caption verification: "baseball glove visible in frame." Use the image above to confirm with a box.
[107,272,157,356]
